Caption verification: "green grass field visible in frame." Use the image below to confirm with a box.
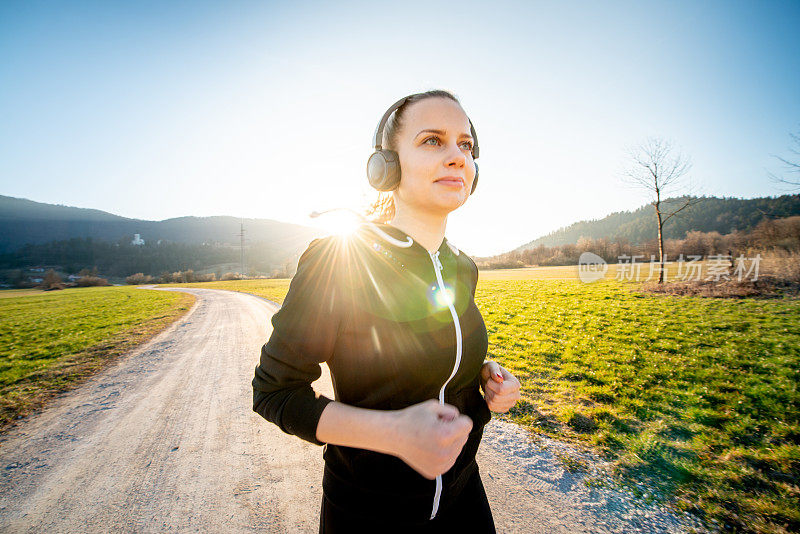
[479,260,716,281]
[0,288,47,299]
[159,261,709,297]
[477,278,798,533]
[159,279,291,304]
[158,268,798,533]
[0,286,195,430]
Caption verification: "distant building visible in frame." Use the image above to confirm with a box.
[132,234,145,246]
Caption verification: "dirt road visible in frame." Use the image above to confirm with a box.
[0,287,703,533]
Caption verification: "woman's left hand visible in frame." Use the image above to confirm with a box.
[480,361,521,413]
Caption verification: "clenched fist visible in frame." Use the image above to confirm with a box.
[480,360,521,413]
[390,399,473,480]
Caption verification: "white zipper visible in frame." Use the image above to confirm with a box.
[428,249,463,520]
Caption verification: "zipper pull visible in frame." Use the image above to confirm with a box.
[431,251,443,271]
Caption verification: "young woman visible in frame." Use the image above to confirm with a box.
[252,90,521,533]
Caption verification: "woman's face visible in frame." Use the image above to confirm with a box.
[392,97,477,217]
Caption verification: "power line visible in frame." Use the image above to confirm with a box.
[235,221,246,279]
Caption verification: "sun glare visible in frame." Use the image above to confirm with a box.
[324,210,362,237]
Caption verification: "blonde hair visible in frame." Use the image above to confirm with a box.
[364,89,462,224]
[366,192,395,224]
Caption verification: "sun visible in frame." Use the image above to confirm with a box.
[320,209,362,237]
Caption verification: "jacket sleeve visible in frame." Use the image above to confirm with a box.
[467,254,479,297]
[252,237,341,445]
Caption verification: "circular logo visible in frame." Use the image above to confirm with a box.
[578,252,608,283]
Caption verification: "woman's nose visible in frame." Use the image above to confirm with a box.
[444,142,466,167]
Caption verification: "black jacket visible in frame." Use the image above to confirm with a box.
[252,221,491,522]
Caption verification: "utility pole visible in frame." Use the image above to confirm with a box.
[236,221,246,279]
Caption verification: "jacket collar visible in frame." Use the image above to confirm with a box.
[352,221,461,276]
[362,222,460,258]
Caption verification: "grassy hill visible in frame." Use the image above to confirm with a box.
[516,194,800,251]
[0,194,323,264]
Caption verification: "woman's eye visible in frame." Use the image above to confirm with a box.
[422,136,472,151]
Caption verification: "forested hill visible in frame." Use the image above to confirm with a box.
[0,194,322,255]
[516,194,800,251]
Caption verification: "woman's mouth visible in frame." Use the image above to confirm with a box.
[435,177,464,187]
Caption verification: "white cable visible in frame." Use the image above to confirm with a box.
[428,250,463,520]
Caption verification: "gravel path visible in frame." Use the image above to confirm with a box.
[478,418,709,533]
[0,287,708,533]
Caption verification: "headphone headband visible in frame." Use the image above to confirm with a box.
[371,93,480,159]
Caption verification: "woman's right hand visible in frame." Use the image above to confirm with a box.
[389,399,473,480]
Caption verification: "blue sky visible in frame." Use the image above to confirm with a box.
[1,0,799,256]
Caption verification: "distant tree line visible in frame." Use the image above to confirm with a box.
[477,216,800,269]
[519,194,800,249]
[125,270,248,284]
[0,235,246,277]
[21,267,113,291]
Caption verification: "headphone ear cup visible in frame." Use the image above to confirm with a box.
[367,150,401,191]
[470,161,479,194]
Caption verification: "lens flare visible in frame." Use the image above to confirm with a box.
[432,285,455,308]
[322,210,361,237]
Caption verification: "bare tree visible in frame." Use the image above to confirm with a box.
[768,129,800,190]
[41,269,64,290]
[622,137,704,283]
